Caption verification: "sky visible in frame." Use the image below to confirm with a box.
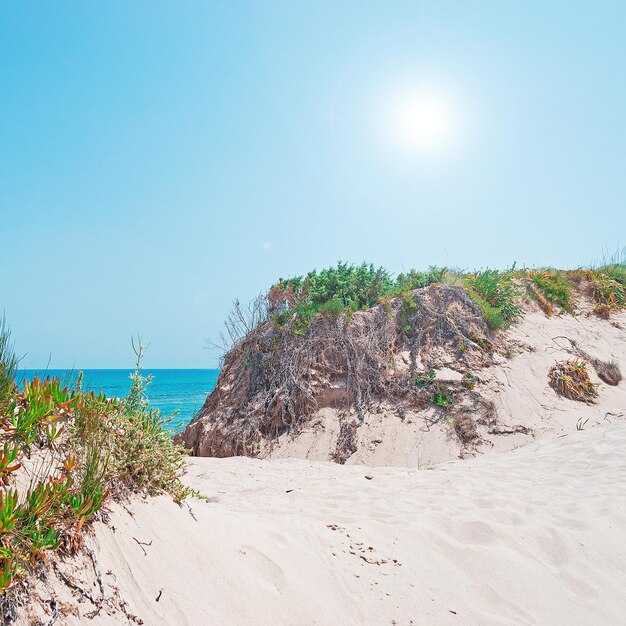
[1,1,625,368]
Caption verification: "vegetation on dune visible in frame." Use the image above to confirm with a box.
[0,326,193,608]
[0,316,18,417]
[464,267,522,329]
[589,271,625,315]
[587,251,626,316]
[195,255,625,459]
[594,358,622,386]
[529,270,575,313]
[268,262,448,332]
[213,258,626,354]
[548,359,598,403]
[555,337,623,387]
[190,282,494,458]
[599,263,626,287]
[523,259,626,318]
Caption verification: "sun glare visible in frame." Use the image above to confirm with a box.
[385,89,456,156]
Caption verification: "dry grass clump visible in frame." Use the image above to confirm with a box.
[553,337,622,388]
[453,413,478,444]
[548,360,598,403]
[525,281,554,316]
[593,358,622,386]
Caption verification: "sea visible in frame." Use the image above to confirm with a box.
[18,369,220,433]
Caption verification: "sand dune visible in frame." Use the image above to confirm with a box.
[255,309,626,467]
[46,421,626,625]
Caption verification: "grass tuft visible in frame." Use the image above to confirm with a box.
[464,268,521,329]
[548,359,598,403]
[589,271,625,313]
[593,358,622,386]
[530,270,575,313]
[0,315,18,416]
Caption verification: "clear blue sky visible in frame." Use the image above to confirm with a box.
[1,1,625,368]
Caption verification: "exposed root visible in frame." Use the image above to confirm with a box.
[53,563,98,606]
[179,285,494,459]
[332,418,358,464]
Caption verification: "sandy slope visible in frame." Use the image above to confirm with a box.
[40,421,625,625]
[260,310,626,466]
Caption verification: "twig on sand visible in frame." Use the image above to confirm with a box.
[86,547,105,600]
[53,564,97,605]
[43,599,59,626]
[185,502,198,521]
[132,537,153,557]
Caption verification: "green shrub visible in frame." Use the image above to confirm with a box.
[317,298,345,318]
[276,262,392,313]
[465,268,521,329]
[72,336,194,502]
[531,270,574,312]
[600,264,626,286]
[590,271,626,309]
[393,266,447,293]
[269,262,450,331]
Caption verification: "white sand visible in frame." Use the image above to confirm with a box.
[51,421,626,625]
[18,309,626,624]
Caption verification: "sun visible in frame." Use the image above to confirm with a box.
[385,89,456,155]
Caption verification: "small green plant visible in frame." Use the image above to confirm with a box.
[430,388,454,410]
[26,525,61,559]
[0,548,16,592]
[0,489,19,534]
[462,371,477,389]
[415,369,436,388]
[0,443,21,484]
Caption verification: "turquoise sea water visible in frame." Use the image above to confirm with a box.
[18,369,220,432]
